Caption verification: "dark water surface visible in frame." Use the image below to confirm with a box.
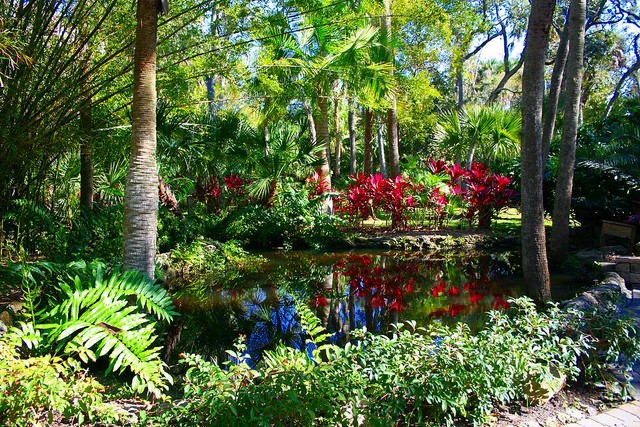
[168,249,556,363]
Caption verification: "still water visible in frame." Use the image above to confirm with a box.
[167,249,527,363]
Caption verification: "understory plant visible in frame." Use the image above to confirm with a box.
[7,260,177,398]
[162,297,593,427]
[0,332,130,427]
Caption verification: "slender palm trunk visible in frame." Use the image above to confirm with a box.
[316,86,333,213]
[551,0,586,265]
[123,0,159,278]
[377,119,387,178]
[364,108,374,174]
[520,0,556,302]
[383,0,400,178]
[541,13,570,162]
[333,93,341,179]
[349,99,357,175]
[303,100,317,144]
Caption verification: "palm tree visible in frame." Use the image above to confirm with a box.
[520,0,555,303]
[232,120,325,206]
[551,0,586,265]
[123,0,160,278]
[434,105,521,167]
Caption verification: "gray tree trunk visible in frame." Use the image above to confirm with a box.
[316,86,333,214]
[348,99,357,175]
[377,119,387,178]
[551,0,586,266]
[541,14,570,162]
[123,0,159,278]
[364,108,374,174]
[383,0,400,178]
[333,92,341,179]
[520,0,556,302]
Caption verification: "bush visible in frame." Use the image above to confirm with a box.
[0,332,129,427]
[161,297,594,426]
[223,185,340,249]
[7,260,177,398]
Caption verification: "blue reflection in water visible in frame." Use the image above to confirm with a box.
[170,250,522,366]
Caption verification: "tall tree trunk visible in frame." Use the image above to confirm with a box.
[349,98,357,175]
[316,86,333,214]
[333,91,341,179]
[364,108,374,174]
[520,0,556,302]
[541,13,570,162]
[456,68,464,109]
[303,100,317,145]
[123,0,159,278]
[80,49,93,211]
[377,119,387,178]
[383,0,400,178]
[205,76,217,116]
[551,0,586,266]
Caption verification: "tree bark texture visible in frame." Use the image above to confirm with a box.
[520,0,556,302]
[316,86,333,213]
[383,0,400,178]
[377,119,387,178]
[333,93,341,179]
[348,100,357,175]
[551,0,586,265]
[123,0,159,279]
[364,108,374,174]
[541,13,570,162]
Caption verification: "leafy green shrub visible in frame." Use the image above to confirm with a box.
[65,204,124,262]
[162,239,265,284]
[0,332,129,427]
[353,299,587,425]
[9,260,177,397]
[568,299,640,394]
[223,185,340,249]
[157,207,223,253]
[161,297,593,427]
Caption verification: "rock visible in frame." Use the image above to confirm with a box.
[574,246,629,263]
[563,272,631,311]
[523,366,567,406]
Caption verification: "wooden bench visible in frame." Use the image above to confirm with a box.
[600,220,637,251]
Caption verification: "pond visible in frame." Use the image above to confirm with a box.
[165,248,546,364]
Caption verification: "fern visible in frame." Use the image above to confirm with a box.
[12,261,177,398]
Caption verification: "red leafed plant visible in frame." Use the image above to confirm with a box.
[339,173,417,228]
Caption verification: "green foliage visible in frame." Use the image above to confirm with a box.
[65,204,124,262]
[0,332,129,427]
[157,207,222,253]
[568,299,640,396]
[160,297,602,426]
[8,260,177,398]
[223,184,341,249]
[164,239,265,284]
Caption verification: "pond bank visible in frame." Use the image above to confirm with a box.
[331,227,512,251]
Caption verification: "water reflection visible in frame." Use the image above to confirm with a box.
[168,250,522,363]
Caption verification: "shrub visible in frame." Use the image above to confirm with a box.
[0,332,129,427]
[223,185,340,249]
[161,297,595,427]
[8,260,177,398]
